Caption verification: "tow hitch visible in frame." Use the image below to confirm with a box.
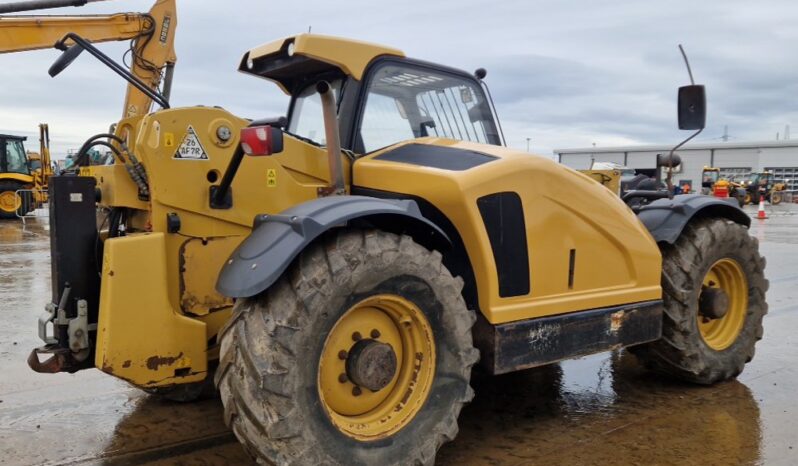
[28,284,94,373]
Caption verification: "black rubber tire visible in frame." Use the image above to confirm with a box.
[733,188,746,208]
[0,181,26,219]
[771,191,783,205]
[215,229,479,465]
[630,217,768,384]
[21,190,34,215]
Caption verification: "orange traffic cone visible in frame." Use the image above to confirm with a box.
[757,198,768,220]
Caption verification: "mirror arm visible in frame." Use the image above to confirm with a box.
[55,33,170,109]
[210,145,244,209]
[664,127,703,196]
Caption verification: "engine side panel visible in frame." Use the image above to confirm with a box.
[354,138,662,324]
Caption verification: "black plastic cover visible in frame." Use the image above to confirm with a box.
[216,195,449,298]
[374,143,497,171]
[637,194,750,244]
[477,192,530,297]
[49,176,100,335]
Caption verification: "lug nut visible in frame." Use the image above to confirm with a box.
[352,331,362,341]
[338,373,348,383]
[352,386,362,396]
[370,329,381,339]
[338,350,348,360]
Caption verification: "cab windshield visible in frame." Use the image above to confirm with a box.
[703,170,719,183]
[2,139,29,175]
[358,63,500,153]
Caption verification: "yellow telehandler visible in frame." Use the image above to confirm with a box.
[12,11,766,464]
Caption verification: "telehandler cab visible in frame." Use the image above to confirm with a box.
[27,30,766,465]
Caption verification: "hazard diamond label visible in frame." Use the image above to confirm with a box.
[173,125,208,160]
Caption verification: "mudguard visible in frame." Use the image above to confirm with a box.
[637,194,751,244]
[216,195,449,298]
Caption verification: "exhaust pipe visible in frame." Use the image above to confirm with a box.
[0,0,103,14]
[316,81,346,196]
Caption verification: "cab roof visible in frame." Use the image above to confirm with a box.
[0,134,26,140]
[239,34,405,94]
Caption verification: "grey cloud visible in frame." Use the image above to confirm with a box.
[2,0,798,158]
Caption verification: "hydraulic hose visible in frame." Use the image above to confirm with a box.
[73,133,150,198]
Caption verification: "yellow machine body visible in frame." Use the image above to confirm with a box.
[35,33,662,387]
[356,139,661,324]
[91,106,345,386]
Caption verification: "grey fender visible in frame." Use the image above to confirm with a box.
[637,193,751,244]
[216,195,450,298]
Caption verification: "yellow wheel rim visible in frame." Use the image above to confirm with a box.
[318,294,435,441]
[698,259,748,351]
[0,191,21,213]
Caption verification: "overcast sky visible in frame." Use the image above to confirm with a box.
[2,0,798,159]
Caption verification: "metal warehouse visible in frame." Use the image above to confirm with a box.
[555,140,798,192]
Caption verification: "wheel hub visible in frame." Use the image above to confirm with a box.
[345,339,397,392]
[317,294,436,441]
[0,191,20,212]
[699,287,730,320]
[698,258,748,351]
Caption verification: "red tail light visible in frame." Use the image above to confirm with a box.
[240,125,284,156]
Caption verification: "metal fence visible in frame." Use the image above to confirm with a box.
[15,189,48,224]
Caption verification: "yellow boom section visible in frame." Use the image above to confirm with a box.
[0,0,177,118]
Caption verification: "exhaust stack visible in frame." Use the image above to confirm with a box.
[316,81,346,196]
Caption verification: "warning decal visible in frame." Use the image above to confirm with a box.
[266,168,277,187]
[173,126,208,160]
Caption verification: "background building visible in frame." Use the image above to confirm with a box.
[555,140,798,191]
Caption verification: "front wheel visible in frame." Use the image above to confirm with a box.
[0,181,27,219]
[216,230,478,465]
[631,218,768,384]
[771,191,783,205]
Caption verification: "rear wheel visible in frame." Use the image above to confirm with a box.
[771,191,783,205]
[631,218,767,384]
[0,181,27,219]
[216,230,478,465]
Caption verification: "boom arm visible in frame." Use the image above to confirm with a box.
[0,0,177,118]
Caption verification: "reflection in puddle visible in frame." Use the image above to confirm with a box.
[438,350,761,465]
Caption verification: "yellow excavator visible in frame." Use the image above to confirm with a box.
[7,5,767,463]
[0,0,175,215]
[26,124,54,195]
[0,0,176,120]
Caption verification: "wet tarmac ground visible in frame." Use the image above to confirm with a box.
[1,205,796,465]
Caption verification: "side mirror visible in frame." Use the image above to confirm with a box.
[48,44,84,77]
[678,84,706,130]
